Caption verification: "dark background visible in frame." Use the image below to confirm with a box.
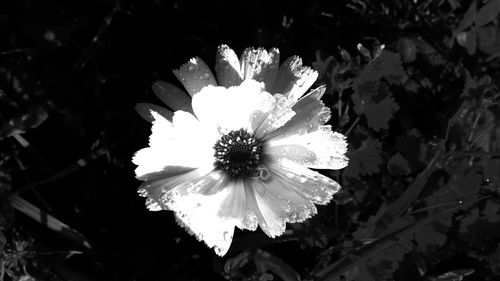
[1,0,499,280]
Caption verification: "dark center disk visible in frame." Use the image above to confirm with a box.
[213,129,264,179]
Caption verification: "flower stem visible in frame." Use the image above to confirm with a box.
[344,116,361,136]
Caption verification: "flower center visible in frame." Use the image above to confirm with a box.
[213,129,264,179]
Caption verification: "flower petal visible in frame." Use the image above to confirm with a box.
[263,86,329,141]
[240,47,280,91]
[267,126,349,170]
[254,94,295,139]
[215,45,243,87]
[134,103,174,122]
[165,171,239,256]
[192,80,275,133]
[245,171,317,238]
[218,179,259,231]
[271,56,318,102]
[152,81,193,113]
[268,159,342,204]
[133,111,216,180]
[173,57,217,96]
[137,167,211,210]
[133,147,196,180]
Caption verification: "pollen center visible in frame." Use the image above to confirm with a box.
[213,129,264,179]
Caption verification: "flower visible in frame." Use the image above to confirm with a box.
[132,45,349,256]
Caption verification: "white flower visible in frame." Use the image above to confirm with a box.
[133,45,349,256]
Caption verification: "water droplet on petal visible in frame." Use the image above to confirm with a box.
[223,231,232,242]
[214,246,223,255]
[188,65,196,72]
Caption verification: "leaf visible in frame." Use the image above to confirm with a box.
[414,221,448,252]
[475,0,500,27]
[344,138,383,178]
[312,51,335,76]
[453,171,482,196]
[374,51,405,79]
[375,148,443,235]
[459,208,480,234]
[31,148,108,187]
[364,93,399,131]
[351,52,402,131]
[0,230,5,251]
[482,199,500,222]
[315,206,464,281]
[387,153,411,176]
[253,249,300,281]
[8,194,92,249]
[396,37,417,63]
[0,105,50,140]
[224,250,251,279]
[456,1,477,31]
[456,29,477,55]
[484,159,500,186]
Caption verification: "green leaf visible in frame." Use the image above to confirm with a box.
[482,199,500,222]
[414,221,448,252]
[0,105,50,140]
[351,51,402,131]
[344,138,383,178]
[0,230,5,251]
[315,207,462,281]
[456,29,477,55]
[387,153,411,176]
[453,171,482,196]
[8,194,92,249]
[475,0,500,27]
[459,208,480,234]
[375,148,443,235]
[484,159,500,186]
[456,1,477,31]
[253,249,300,281]
[364,92,399,131]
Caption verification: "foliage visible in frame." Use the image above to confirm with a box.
[0,0,500,280]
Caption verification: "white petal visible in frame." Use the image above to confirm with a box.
[271,56,318,103]
[263,87,330,141]
[254,94,295,139]
[165,171,239,256]
[137,167,212,209]
[152,81,193,113]
[133,111,217,179]
[240,47,280,91]
[192,80,275,133]
[173,57,217,96]
[267,126,349,170]
[215,45,243,87]
[268,159,342,204]
[246,170,317,238]
[219,180,258,231]
[132,147,196,180]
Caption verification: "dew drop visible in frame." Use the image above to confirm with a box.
[214,246,223,255]
[187,65,196,72]
[223,231,232,242]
